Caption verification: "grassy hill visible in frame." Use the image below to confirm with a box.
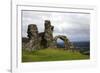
[22,48,89,62]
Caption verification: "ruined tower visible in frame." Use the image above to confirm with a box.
[44,20,54,48]
[26,24,40,51]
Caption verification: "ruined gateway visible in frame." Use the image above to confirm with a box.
[22,20,75,51]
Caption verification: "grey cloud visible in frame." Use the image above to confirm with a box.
[22,11,90,41]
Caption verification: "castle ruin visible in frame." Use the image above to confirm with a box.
[22,20,75,51]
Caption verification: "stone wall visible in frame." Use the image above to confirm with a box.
[44,20,54,48]
[23,24,40,51]
[22,20,75,51]
[54,35,75,50]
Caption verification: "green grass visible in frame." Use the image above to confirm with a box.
[22,48,90,62]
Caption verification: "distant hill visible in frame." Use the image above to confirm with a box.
[57,41,90,55]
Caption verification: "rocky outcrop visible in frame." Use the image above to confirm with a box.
[22,20,75,51]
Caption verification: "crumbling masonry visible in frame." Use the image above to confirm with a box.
[22,20,75,51]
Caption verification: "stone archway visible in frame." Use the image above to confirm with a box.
[54,35,74,50]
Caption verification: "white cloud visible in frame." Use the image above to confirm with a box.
[22,11,90,41]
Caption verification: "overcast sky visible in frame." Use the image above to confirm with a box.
[22,10,90,42]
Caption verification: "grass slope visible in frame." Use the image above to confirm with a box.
[22,48,89,62]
